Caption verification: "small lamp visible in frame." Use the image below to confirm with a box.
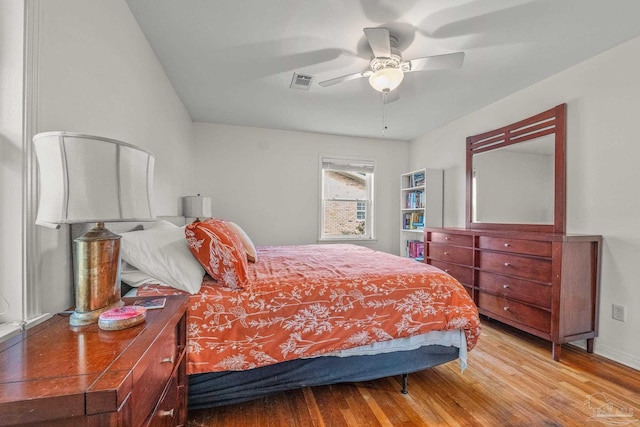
[33,131,156,326]
[183,194,212,222]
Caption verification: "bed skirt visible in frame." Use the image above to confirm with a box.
[188,344,459,409]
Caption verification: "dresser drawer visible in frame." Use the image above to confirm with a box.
[478,236,551,257]
[147,368,185,427]
[429,260,473,286]
[428,232,473,247]
[131,328,178,427]
[479,293,551,332]
[477,271,551,308]
[428,243,473,265]
[478,251,551,282]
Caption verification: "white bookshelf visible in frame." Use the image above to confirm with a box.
[400,168,443,260]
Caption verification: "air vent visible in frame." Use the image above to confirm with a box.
[290,72,314,90]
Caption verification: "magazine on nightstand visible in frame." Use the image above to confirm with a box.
[133,297,166,310]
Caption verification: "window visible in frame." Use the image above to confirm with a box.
[0,4,50,341]
[319,157,375,241]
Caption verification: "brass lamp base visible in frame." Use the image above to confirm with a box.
[70,300,124,326]
[72,222,123,326]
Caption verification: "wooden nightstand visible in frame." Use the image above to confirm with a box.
[0,296,188,426]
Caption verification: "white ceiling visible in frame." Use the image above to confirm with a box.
[125,0,640,141]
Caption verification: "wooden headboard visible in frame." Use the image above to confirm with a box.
[70,216,186,241]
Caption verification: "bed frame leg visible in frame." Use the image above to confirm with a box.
[401,373,409,394]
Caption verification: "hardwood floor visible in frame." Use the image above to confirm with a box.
[187,319,640,426]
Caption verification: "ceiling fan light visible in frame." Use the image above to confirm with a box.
[368,67,404,92]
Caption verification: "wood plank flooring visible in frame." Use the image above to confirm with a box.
[187,319,640,426]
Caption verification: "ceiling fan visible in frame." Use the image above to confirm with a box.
[318,27,465,94]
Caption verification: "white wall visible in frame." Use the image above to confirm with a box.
[31,0,194,313]
[193,122,408,254]
[0,1,25,324]
[410,36,640,369]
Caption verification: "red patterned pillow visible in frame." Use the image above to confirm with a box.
[185,218,249,289]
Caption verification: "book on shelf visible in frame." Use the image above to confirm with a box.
[405,190,424,209]
[411,212,424,229]
[403,212,411,229]
[411,171,425,187]
[403,212,424,230]
[406,240,425,260]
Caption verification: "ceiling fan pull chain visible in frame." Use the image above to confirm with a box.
[382,92,387,137]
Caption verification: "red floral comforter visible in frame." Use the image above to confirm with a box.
[137,244,481,375]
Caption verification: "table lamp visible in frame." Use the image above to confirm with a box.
[33,131,156,326]
[183,194,212,222]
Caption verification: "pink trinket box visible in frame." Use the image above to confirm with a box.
[98,305,147,331]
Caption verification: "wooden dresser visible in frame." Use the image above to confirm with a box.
[425,228,601,361]
[0,296,188,426]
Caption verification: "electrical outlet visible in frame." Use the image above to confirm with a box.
[612,304,626,322]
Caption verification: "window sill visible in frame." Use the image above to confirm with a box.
[0,313,52,343]
[0,323,21,343]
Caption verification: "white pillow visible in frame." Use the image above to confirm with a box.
[120,260,171,288]
[226,221,258,263]
[119,221,205,294]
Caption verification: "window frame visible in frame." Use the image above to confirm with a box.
[318,156,376,242]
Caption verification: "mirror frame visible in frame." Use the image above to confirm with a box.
[466,103,566,233]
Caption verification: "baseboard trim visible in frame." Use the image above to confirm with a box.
[567,340,640,371]
[594,343,640,371]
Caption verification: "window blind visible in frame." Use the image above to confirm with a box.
[321,158,375,174]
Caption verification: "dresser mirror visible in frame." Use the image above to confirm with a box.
[466,104,566,233]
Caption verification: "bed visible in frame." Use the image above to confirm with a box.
[73,218,481,409]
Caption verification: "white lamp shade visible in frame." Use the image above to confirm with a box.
[33,132,156,228]
[368,67,404,92]
[183,195,212,219]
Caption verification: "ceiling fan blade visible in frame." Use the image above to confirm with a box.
[383,90,400,104]
[318,70,371,87]
[363,27,391,58]
[406,52,465,72]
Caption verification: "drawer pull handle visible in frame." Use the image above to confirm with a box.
[161,356,174,364]
[445,237,451,240]
[504,262,511,267]
[159,409,175,418]
[443,251,449,255]
[503,306,509,311]
[504,243,510,247]
[503,284,509,289]
[444,269,450,273]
